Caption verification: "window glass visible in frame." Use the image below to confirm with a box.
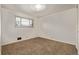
[16,16,33,27]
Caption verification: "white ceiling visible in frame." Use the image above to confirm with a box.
[1,4,75,18]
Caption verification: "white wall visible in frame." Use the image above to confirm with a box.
[2,7,77,46]
[0,5,1,54]
[1,8,39,45]
[38,8,77,45]
[78,4,79,54]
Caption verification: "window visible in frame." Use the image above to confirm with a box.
[16,16,33,27]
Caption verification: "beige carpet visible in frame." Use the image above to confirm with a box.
[2,37,78,55]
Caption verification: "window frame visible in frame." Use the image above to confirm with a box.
[15,16,33,28]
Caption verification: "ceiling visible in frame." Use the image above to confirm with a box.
[1,4,75,18]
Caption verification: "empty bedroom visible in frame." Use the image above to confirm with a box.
[1,4,79,55]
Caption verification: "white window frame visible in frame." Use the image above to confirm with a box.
[15,16,33,28]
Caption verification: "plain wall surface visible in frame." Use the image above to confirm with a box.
[2,7,77,46]
[1,8,39,45]
[38,8,77,45]
[0,5,1,54]
[78,4,79,54]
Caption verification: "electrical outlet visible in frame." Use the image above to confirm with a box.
[17,37,22,40]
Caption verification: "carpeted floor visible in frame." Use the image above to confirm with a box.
[2,37,78,55]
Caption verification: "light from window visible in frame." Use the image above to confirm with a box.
[16,16,33,27]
